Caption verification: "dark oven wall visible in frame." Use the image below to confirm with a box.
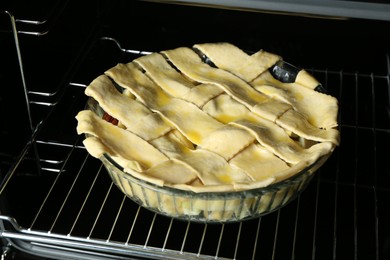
[1,0,390,259]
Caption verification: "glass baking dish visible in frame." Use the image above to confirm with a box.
[83,58,335,223]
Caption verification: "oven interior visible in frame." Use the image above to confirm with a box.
[1,0,390,259]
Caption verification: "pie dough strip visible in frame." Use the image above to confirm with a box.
[171,183,236,193]
[231,119,333,164]
[82,136,130,169]
[203,94,259,123]
[106,62,279,174]
[106,62,263,168]
[149,126,281,186]
[134,52,196,98]
[295,70,321,90]
[198,124,256,161]
[82,136,165,186]
[105,63,170,108]
[80,110,250,188]
[105,63,219,144]
[229,143,289,182]
[84,74,172,141]
[144,158,199,185]
[148,130,254,186]
[180,149,254,185]
[183,83,225,108]
[156,98,224,144]
[252,71,339,129]
[161,47,291,122]
[193,42,281,82]
[106,62,246,147]
[134,52,224,107]
[163,47,340,145]
[276,109,340,145]
[76,110,168,170]
[202,94,334,163]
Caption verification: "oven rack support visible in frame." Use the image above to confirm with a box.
[0,10,45,181]
[1,3,101,110]
[0,216,233,260]
[0,9,68,129]
[1,11,34,132]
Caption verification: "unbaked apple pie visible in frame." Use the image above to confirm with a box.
[76,42,339,222]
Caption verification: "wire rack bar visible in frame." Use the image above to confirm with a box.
[1,11,34,131]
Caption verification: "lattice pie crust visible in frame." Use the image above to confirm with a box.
[76,42,339,193]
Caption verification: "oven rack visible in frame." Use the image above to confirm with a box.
[1,32,390,259]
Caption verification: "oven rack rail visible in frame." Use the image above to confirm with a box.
[0,214,235,260]
[1,32,390,259]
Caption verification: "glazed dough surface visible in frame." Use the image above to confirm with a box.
[76,42,340,192]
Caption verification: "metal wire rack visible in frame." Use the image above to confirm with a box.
[1,27,390,258]
[2,0,390,257]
